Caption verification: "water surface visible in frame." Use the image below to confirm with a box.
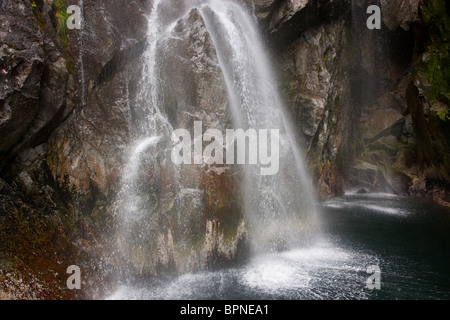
[108,194,450,300]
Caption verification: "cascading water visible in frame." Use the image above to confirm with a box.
[198,1,317,252]
[112,0,176,275]
[112,0,317,280]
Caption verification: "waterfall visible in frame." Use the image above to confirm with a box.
[113,0,176,274]
[198,1,317,252]
[113,0,318,276]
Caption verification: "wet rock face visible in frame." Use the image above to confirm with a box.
[275,14,352,199]
[47,70,132,198]
[79,0,148,89]
[349,0,449,201]
[0,0,150,298]
[0,0,148,172]
[271,0,448,201]
[380,0,420,31]
[45,0,150,199]
[0,1,45,166]
[159,8,229,128]
[279,20,347,154]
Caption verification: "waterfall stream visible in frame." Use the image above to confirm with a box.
[199,1,317,251]
[112,0,317,280]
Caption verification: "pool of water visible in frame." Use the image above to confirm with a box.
[108,194,450,300]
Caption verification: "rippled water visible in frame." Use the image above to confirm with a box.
[108,194,450,300]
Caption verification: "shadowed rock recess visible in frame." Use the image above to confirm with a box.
[0,0,449,299]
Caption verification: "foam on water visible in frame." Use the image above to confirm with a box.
[323,194,409,216]
[107,238,375,300]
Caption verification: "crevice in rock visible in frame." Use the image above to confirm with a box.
[95,40,147,87]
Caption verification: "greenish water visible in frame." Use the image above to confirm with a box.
[108,194,450,300]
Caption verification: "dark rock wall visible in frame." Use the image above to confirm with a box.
[0,0,150,299]
[260,0,449,204]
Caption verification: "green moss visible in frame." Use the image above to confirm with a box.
[30,0,46,29]
[422,0,450,42]
[418,0,450,118]
[29,0,75,74]
[418,43,450,101]
[66,55,75,73]
[50,0,76,74]
[430,101,450,121]
[53,0,70,45]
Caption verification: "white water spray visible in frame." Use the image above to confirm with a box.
[198,0,317,251]
[113,0,318,271]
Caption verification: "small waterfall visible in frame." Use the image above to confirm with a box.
[199,1,317,252]
[113,0,176,274]
[113,0,318,277]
